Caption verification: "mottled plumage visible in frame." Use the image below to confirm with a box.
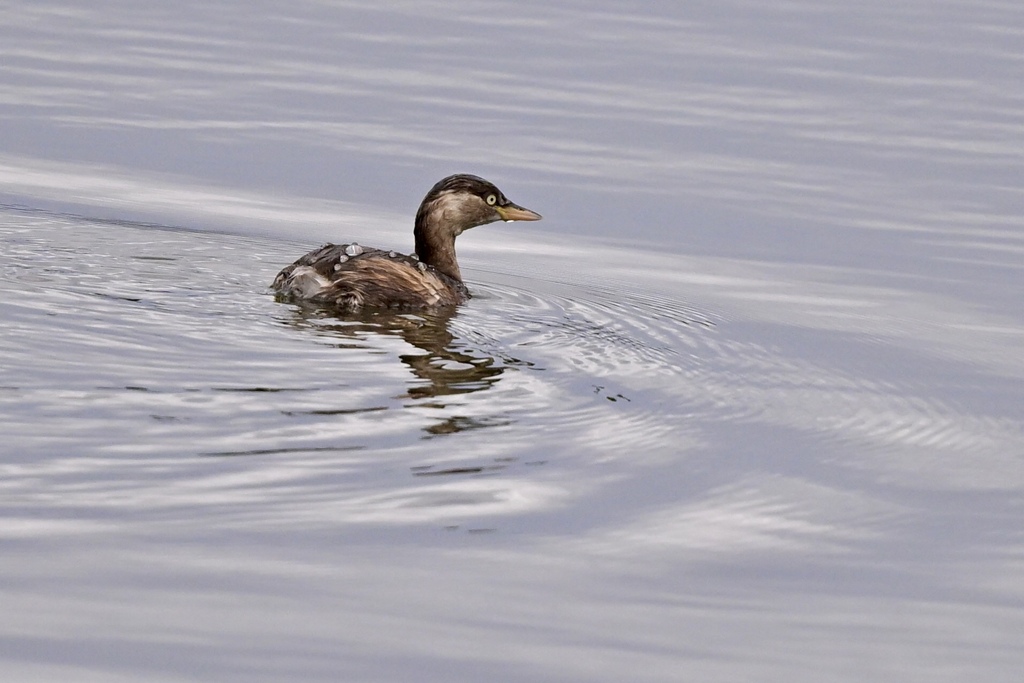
[272,244,465,308]
[272,174,541,310]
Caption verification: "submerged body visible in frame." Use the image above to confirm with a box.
[272,174,541,310]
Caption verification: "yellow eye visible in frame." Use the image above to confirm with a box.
[485,194,497,206]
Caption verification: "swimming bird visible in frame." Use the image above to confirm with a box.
[272,174,542,310]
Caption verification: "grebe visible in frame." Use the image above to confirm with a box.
[272,174,541,309]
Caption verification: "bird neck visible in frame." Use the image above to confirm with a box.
[414,210,462,282]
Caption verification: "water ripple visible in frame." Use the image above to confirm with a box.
[3,207,1024,534]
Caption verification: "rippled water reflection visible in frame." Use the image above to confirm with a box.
[3,0,1024,680]
[4,200,1024,679]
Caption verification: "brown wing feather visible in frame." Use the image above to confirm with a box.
[272,243,467,310]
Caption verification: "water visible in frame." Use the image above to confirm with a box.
[3,1,1024,681]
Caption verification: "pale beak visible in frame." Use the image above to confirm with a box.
[496,202,542,222]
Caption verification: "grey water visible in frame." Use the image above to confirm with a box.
[2,1,1024,681]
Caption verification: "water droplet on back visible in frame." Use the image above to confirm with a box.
[388,251,397,258]
[344,243,363,257]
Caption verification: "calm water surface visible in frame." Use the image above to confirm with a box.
[2,1,1024,681]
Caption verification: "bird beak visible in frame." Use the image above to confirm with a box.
[496,203,542,222]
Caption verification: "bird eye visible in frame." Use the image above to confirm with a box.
[485,194,497,206]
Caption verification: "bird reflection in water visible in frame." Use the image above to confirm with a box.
[278,306,522,437]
